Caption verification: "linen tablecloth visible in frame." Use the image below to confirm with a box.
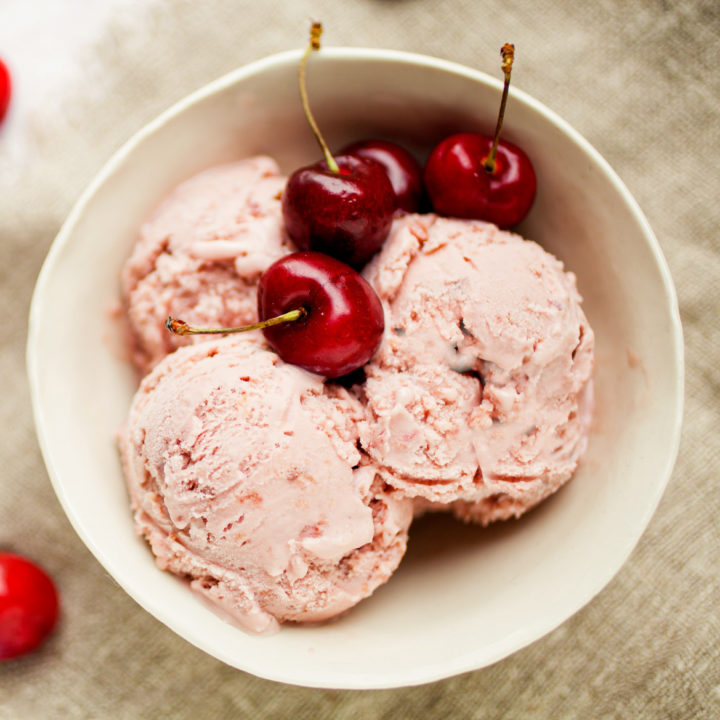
[1,1,717,717]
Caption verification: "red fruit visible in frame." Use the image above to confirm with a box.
[341,139,424,213]
[424,43,536,228]
[424,132,536,227]
[0,553,59,660]
[0,58,11,124]
[282,23,395,269]
[258,251,384,378]
[282,154,395,269]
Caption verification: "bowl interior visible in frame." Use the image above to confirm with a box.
[27,48,683,689]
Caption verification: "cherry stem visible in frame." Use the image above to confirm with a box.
[166,308,308,336]
[299,21,339,173]
[483,43,515,175]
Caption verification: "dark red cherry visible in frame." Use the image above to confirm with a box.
[0,58,11,124]
[0,553,59,660]
[281,23,395,269]
[341,139,423,213]
[282,154,395,270]
[258,251,385,377]
[166,251,386,378]
[424,132,536,227]
[424,43,536,228]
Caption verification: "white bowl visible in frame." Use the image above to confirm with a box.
[27,48,683,689]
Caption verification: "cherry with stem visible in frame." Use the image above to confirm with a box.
[282,23,395,269]
[424,43,537,228]
[167,251,385,379]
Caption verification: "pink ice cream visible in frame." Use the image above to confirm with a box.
[121,156,293,374]
[118,335,413,634]
[359,214,594,524]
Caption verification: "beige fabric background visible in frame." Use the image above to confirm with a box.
[1,0,718,717]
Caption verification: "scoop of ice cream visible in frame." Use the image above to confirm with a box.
[121,156,293,374]
[118,335,413,633]
[360,214,594,523]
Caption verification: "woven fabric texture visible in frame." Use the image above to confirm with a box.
[0,1,717,717]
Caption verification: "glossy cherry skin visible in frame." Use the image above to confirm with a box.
[258,251,384,378]
[282,154,395,270]
[424,132,536,227]
[0,553,59,660]
[341,139,423,213]
[0,58,11,124]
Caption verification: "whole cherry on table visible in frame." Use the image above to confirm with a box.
[0,58,12,125]
[0,552,59,660]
